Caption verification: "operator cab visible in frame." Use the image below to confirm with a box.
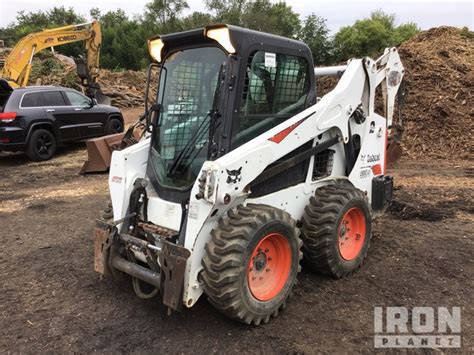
[146,25,316,203]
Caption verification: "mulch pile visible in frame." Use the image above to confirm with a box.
[398,26,473,160]
[97,69,149,107]
[316,26,473,160]
[28,53,150,108]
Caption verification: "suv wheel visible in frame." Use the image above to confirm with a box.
[26,129,57,161]
[106,118,124,135]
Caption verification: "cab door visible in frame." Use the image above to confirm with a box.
[40,90,81,141]
[63,90,107,138]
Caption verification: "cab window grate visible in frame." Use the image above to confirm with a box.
[235,51,310,148]
[313,149,335,180]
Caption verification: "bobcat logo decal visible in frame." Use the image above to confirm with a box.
[226,167,242,184]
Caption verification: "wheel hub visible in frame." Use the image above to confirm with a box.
[247,233,292,301]
[253,252,267,271]
[338,207,366,261]
[37,135,52,155]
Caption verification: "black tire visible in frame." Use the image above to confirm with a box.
[25,129,56,161]
[106,117,124,135]
[301,184,371,279]
[201,204,302,325]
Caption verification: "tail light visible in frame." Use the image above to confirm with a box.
[0,112,17,123]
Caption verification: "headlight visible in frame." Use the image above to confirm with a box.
[148,38,164,62]
[205,26,236,54]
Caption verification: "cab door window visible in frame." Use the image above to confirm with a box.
[233,51,310,147]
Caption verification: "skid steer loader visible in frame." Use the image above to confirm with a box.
[93,25,404,325]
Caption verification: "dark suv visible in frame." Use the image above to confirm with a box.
[0,81,124,160]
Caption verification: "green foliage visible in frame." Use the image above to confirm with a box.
[393,22,420,44]
[333,10,420,61]
[460,26,474,39]
[6,7,87,57]
[0,3,422,70]
[29,52,64,82]
[206,0,300,38]
[93,9,149,70]
[298,14,331,65]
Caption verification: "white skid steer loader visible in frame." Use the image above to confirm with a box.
[93,25,404,325]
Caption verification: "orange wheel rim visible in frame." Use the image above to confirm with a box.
[338,207,366,261]
[247,233,292,301]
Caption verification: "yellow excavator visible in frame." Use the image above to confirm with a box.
[0,21,108,103]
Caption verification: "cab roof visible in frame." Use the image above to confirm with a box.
[153,24,313,63]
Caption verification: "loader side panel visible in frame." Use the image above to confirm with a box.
[109,138,150,222]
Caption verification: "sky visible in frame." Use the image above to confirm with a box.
[0,0,472,32]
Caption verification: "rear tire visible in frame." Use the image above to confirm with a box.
[301,184,371,278]
[106,117,124,135]
[201,204,302,325]
[26,129,56,161]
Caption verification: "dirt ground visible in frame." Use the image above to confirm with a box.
[0,108,473,353]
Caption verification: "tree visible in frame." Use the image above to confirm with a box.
[94,9,148,70]
[181,12,215,30]
[205,0,246,25]
[393,22,420,44]
[333,10,420,61]
[298,14,331,65]
[206,0,300,38]
[144,0,189,33]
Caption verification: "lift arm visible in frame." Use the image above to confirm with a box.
[0,21,101,88]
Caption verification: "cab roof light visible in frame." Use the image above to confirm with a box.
[148,37,164,62]
[205,27,236,54]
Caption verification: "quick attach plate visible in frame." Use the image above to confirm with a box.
[158,241,191,311]
[93,219,115,276]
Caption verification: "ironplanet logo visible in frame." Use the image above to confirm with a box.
[374,307,461,348]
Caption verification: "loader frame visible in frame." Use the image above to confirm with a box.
[95,25,404,312]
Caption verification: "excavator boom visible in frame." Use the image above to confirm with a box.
[0,21,101,89]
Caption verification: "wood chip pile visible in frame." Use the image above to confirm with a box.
[316,26,473,160]
[397,27,473,160]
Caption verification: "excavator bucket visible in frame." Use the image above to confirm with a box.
[94,90,111,105]
[79,129,140,174]
[74,56,111,105]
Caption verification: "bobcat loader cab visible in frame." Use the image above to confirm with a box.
[94,25,404,325]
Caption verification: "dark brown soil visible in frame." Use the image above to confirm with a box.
[0,109,473,352]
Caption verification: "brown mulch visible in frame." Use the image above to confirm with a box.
[398,26,473,159]
[316,27,473,160]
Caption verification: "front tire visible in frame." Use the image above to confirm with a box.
[106,117,124,135]
[301,184,372,278]
[26,129,56,161]
[201,204,302,325]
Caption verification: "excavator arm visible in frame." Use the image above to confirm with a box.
[0,21,101,89]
